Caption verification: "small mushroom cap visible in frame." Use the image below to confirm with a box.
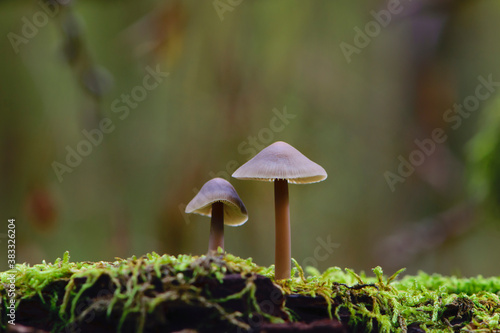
[232,141,327,184]
[185,178,248,226]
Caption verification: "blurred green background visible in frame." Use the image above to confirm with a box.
[1,0,500,276]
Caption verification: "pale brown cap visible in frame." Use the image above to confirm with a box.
[185,178,248,226]
[232,141,327,184]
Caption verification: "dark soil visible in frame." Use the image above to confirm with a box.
[4,254,499,332]
[6,273,357,333]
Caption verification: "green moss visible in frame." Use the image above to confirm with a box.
[1,251,499,332]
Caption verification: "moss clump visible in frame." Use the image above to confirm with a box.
[1,252,500,332]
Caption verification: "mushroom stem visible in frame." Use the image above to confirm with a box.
[274,179,291,279]
[208,201,224,253]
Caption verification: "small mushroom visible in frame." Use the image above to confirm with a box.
[232,141,327,279]
[185,178,248,253]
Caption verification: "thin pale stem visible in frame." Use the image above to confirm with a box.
[274,179,291,279]
[208,202,224,253]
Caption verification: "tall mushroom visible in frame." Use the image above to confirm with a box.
[185,178,248,253]
[232,141,327,279]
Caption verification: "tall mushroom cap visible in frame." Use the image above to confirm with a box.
[232,141,327,184]
[185,178,248,226]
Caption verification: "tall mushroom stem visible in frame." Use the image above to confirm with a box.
[208,201,224,253]
[274,179,291,279]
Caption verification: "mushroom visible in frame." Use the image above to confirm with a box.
[185,178,248,253]
[232,141,327,279]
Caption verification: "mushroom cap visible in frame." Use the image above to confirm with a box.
[232,141,327,184]
[185,178,248,226]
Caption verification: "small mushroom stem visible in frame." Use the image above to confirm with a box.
[274,179,291,280]
[208,201,224,253]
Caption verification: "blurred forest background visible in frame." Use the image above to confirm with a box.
[1,0,500,277]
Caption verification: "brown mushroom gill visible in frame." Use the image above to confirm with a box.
[185,178,248,253]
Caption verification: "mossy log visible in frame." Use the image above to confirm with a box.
[1,252,500,332]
